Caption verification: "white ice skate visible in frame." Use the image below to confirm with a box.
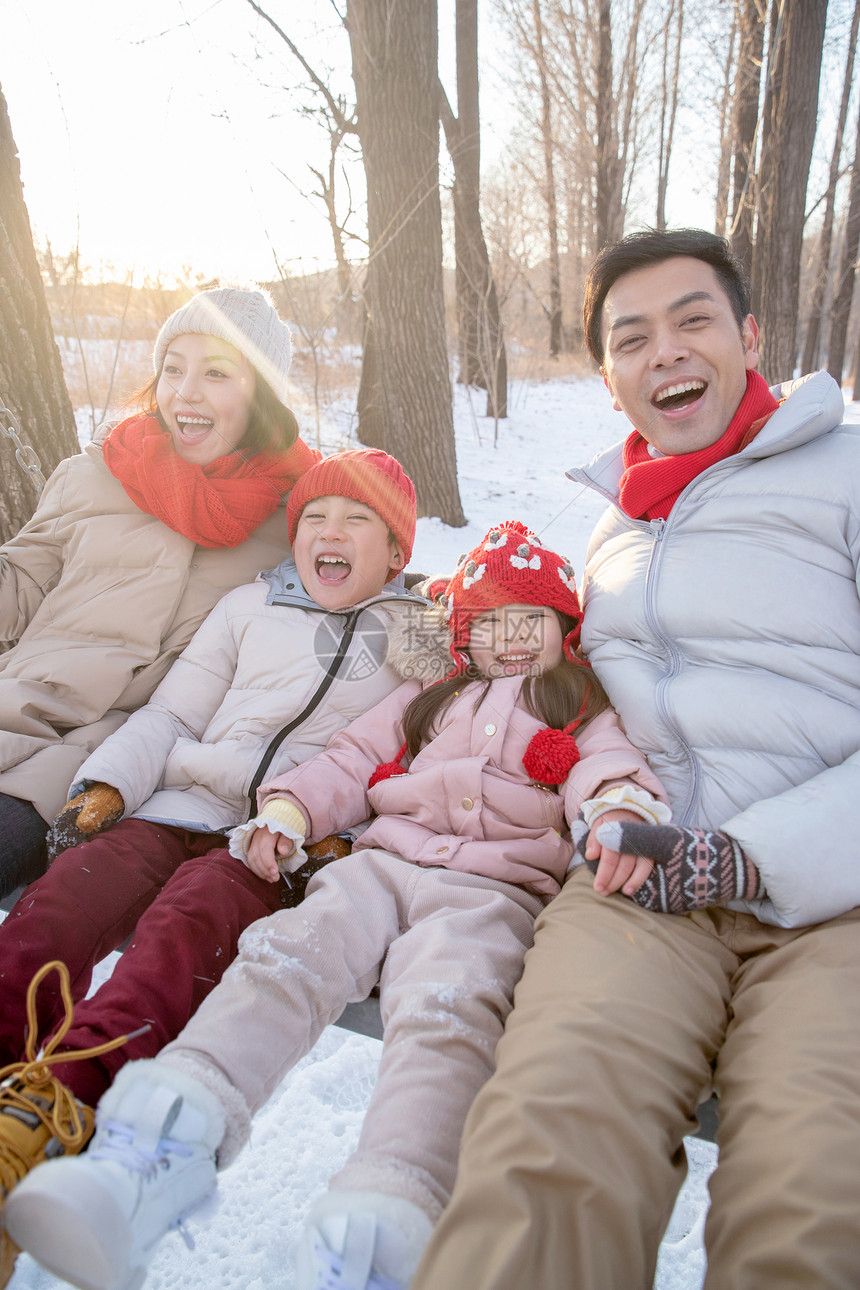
[4,1060,225,1290]
[295,1190,434,1290]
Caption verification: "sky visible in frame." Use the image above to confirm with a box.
[0,0,511,287]
[0,0,725,291]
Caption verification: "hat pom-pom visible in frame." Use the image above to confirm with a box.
[368,761,409,789]
[523,727,580,786]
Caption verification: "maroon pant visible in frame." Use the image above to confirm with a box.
[0,817,285,1105]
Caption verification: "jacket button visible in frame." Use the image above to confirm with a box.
[461,797,474,810]
[436,846,449,855]
[484,723,496,736]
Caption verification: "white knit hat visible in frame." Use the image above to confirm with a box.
[153,287,293,406]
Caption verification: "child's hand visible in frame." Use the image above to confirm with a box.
[246,827,296,883]
[585,808,655,897]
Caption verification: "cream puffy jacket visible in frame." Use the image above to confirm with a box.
[0,438,293,821]
[567,372,860,928]
[258,676,667,901]
[74,562,430,834]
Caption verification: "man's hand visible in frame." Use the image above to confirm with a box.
[585,808,656,896]
[245,826,296,883]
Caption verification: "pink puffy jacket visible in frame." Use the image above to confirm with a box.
[259,675,666,900]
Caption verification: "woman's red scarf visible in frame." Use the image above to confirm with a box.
[103,414,320,549]
[618,370,779,521]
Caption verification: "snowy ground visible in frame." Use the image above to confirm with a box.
[8,373,858,1290]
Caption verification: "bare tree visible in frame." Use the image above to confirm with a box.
[655,0,684,230]
[534,0,564,354]
[729,0,765,276]
[347,0,465,524]
[0,84,78,545]
[439,0,508,414]
[801,0,860,375]
[827,94,860,386]
[751,0,827,383]
[714,8,738,236]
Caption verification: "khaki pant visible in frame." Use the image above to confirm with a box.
[411,866,860,1290]
[160,849,542,1220]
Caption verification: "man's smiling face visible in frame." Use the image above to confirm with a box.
[599,256,760,456]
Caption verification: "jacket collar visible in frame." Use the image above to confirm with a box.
[261,558,428,613]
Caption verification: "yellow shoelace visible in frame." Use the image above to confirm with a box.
[0,959,148,1194]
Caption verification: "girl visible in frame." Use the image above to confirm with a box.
[7,521,669,1290]
[0,286,318,897]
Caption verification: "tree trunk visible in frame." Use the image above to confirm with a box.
[827,98,860,386]
[0,84,77,545]
[594,0,625,251]
[801,0,860,375]
[347,0,465,525]
[729,0,765,277]
[751,0,827,383]
[533,0,563,357]
[440,0,508,416]
[655,0,684,231]
[714,11,738,236]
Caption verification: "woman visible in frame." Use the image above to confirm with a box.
[0,286,318,897]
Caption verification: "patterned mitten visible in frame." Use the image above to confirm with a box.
[46,784,125,863]
[595,820,765,914]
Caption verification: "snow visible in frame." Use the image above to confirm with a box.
[7,372,859,1290]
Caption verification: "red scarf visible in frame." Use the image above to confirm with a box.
[618,370,779,521]
[103,414,320,548]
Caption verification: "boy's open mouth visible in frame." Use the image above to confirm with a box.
[316,554,352,584]
[652,379,706,412]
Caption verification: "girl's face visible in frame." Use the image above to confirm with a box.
[156,332,256,466]
[468,604,564,678]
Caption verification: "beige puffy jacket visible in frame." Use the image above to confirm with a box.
[0,437,292,821]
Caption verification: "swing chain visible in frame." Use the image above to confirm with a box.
[0,402,47,495]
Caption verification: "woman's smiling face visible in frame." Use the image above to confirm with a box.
[156,332,256,467]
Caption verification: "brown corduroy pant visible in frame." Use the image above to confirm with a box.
[411,865,860,1290]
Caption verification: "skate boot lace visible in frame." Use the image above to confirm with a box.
[1,961,145,1197]
[89,1121,199,1249]
[312,1239,403,1290]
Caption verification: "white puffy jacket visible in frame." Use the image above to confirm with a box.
[567,372,860,928]
[73,560,430,834]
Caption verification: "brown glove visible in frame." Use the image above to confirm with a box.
[46,784,125,863]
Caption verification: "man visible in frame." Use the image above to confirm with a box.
[410,228,860,1290]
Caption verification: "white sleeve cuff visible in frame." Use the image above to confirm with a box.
[580,785,672,827]
[228,815,309,875]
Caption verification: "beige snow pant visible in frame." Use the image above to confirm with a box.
[160,848,543,1222]
[411,865,860,1290]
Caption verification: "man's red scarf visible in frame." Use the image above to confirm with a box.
[103,414,320,548]
[618,370,779,521]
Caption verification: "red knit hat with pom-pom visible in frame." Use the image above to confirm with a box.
[443,520,583,675]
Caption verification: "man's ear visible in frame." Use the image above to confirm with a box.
[389,543,405,572]
[742,314,760,370]
[600,367,623,413]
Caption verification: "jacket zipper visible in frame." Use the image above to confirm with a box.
[643,517,701,825]
[246,609,360,813]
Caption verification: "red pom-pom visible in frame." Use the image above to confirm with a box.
[368,762,409,789]
[522,727,580,785]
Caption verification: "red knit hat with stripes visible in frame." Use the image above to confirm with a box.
[287,449,416,564]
